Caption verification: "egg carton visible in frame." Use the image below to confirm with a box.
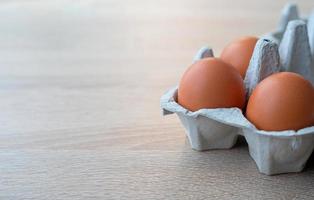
[160,3,314,175]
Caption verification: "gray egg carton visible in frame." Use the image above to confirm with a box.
[160,3,314,175]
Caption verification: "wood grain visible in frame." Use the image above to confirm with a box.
[0,0,314,199]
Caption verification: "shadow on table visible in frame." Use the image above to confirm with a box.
[235,135,248,148]
[304,151,314,171]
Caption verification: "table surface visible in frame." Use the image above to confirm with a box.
[1,0,314,199]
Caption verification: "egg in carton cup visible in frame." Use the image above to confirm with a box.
[160,3,314,175]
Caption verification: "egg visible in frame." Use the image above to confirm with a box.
[178,58,245,112]
[246,72,314,131]
[220,36,258,78]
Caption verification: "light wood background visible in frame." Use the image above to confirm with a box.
[1,0,314,199]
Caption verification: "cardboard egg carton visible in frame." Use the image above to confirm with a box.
[160,3,314,175]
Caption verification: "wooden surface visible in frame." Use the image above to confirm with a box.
[1,0,314,199]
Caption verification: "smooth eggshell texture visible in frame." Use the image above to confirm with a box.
[178,58,246,112]
[220,36,258,78]
[246,72,314,131]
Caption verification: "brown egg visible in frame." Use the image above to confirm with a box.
[178,58,245,112]
[246,72,314,131]
[220,36,258,78]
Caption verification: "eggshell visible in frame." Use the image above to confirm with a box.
[246,72,314,131]
[220,36,258,78]
[178,58,245,112]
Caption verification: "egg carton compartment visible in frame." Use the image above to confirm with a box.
[161,87,314,175]
[160,3,314,175]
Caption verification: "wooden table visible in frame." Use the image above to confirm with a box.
[1,0,314,199]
